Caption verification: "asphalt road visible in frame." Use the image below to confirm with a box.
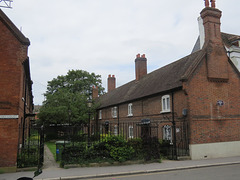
[85,164,240,180]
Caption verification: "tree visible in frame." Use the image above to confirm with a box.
[38,70,104,125]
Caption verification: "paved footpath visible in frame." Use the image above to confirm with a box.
[1,156,240,180]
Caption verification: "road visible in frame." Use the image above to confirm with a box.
[85,164,240,180]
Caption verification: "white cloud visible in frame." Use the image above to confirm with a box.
[2,0,240,105]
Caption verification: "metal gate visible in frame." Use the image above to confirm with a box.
[17,124,44,169]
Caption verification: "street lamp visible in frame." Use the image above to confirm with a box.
[87,100,92,148]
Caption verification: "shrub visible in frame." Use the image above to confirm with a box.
[142,137,161,161]
[127,138,143,159]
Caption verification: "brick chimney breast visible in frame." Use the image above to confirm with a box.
[135,54,147,81]
[108,74,116,92]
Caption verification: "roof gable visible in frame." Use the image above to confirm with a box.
[0,9,30,45]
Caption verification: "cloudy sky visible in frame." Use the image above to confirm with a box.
[1,0,240,105]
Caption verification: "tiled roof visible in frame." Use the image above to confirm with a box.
[0,9,30,45]
[192,33,240,53]
[98,49,205,108]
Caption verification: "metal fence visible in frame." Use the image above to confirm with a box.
[45,119,189,159]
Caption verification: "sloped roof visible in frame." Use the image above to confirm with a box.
[192,33,240,53]
[98,50,205,108]
[0,9,30,45]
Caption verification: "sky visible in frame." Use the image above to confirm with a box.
[1,0,240,105]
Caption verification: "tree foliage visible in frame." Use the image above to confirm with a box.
[38,70,104,125]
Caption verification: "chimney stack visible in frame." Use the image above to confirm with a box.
[135,54,147,81]
[108,74,116,92]
[201,0,229,81]
[201,0,222,44]
[92,86,98,99]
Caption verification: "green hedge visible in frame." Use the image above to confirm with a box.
[60,135,164,167]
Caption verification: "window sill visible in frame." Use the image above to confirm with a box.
[128,114,133,117]
[160,110,171,114]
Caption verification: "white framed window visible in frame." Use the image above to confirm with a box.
[128,103,133,116]
[99,110,102,119]
[163,125,172,141]
[129,125,134,138]
[111,106,117,118]
[161,95,171,113]
[114,125,118,135]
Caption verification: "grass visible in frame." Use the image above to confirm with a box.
[45,141,57,160]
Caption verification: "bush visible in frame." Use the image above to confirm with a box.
[127,138,143,159]
[142,137,161,161]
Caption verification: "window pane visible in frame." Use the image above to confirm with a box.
[163,99,166,110]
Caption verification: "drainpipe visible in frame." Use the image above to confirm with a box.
[22,75,27,148]
[117,105,120,136]
[171,92,177,160]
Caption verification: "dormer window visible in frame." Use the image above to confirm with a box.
[161,95,171,113]
[128,103,133,116]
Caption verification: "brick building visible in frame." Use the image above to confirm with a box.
[96,1,240,160]
[0,9,33,170]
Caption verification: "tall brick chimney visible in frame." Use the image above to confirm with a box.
[135,54,147,81]
[201,0,221,45]
[92,86,98,99]
[108,74,116,92]
[201,0,229,81]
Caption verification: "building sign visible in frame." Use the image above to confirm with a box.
[217,100,224,106]
[0,115,19,119]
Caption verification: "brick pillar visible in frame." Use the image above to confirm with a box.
[135,54,147,81]
[108,75,116,93]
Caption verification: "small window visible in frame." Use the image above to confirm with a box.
[128,103,133,116]
[111,106,117,118]
[114,125,118,136]
[99,110,102,119]
[163,125,172,141]
[129,126,134,138]
[161,95,171,113]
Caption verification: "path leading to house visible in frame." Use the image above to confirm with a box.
[43,144,59,169]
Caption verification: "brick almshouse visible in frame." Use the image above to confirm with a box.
[96,1,240,160]
[0,9,33,171]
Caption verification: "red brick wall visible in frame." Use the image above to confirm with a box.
[99,90,188,124]
[184,57,240,144]
[0,119,19,167]
[0,17,29,168]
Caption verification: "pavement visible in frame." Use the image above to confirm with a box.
[1,156,240,180]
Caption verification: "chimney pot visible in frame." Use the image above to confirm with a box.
[211,0,216,8]
[205,0,210,7]
[136,54,141,58]
[141,54,146,58]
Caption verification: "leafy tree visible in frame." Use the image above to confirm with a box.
[38,70,104,125]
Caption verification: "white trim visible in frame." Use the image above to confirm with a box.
[0,115,19,119]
